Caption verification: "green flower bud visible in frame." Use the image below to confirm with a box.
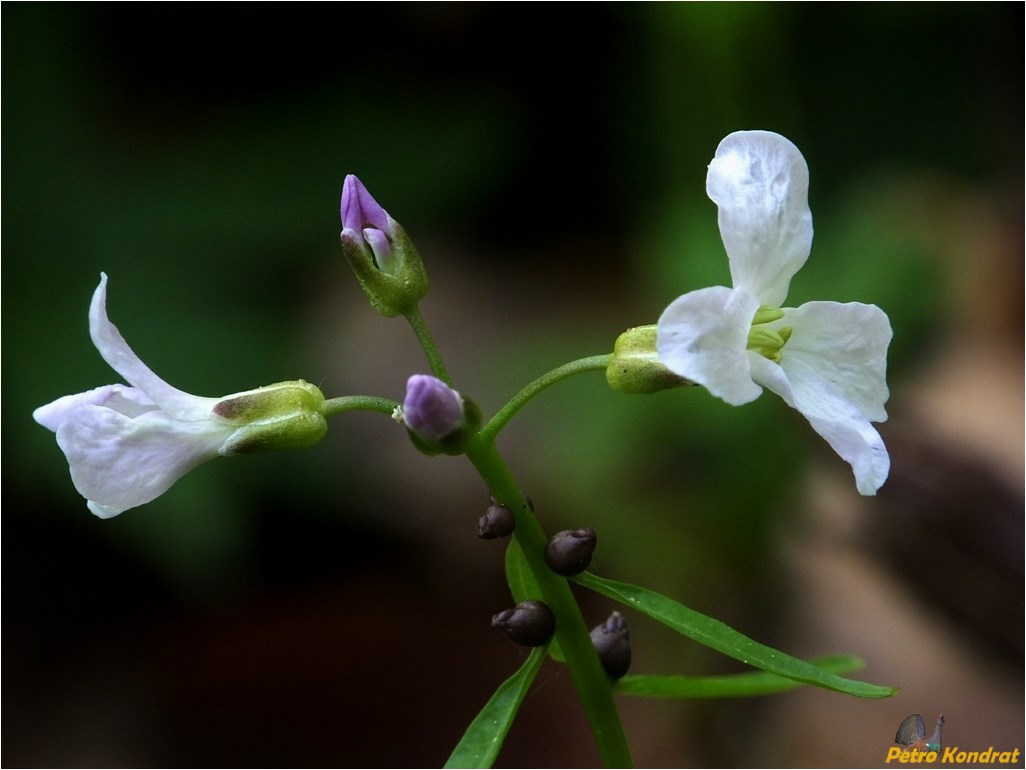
[606,325,694,394]
[215,380,327,454]
[340,175,428,317]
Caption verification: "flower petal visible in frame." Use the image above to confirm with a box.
[657,286,762,405]
[33,384,157,432]
[750,355,890,495]
[772,301,892,421]
[706,130,813,307]
[89,274,218,420]
[55,404,230,517]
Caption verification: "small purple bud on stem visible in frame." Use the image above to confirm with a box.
[477,504,515,539]
[491,600,555,647]
[544,528,597,576]
[590,611,631,679]
[403,375,464,442]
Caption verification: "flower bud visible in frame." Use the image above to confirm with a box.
[544,528,597,576]
[477,504,515,539]
[214,380,328,454]
[491,600,555,647]
[590,611,631,679]
[606,325,694,394]
[402,374,481,455]
[339,175,428,317]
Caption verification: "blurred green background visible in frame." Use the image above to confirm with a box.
[3,4,1022,767]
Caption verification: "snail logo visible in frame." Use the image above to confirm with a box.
[895,713,945,753]
[885,714,1021,765]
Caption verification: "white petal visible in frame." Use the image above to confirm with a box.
[772,301,892,421]
[706,131,813,307]
[750,355,890,495]
[89,274,219,421]
[657,286,762,405]
[33,384,157,432]
[55,404,230,517]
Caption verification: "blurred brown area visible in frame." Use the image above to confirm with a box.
[3,5,1022,767]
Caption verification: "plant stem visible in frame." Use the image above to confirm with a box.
[480,354,612,442]
[405,305,452,384]
[321,395,399,418]
[464,435,633,768]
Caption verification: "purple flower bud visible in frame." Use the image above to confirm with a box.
[492,600,555,647]
[340,174,394,272]
[590,611,631,679]
[403,374,464,442]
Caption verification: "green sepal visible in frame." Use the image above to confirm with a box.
[215,380,328,454]
[606,325,694,394]
[340,219,428,317]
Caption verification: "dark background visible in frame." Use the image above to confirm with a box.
[3,4,1022,767]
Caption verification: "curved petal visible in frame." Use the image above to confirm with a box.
[772,301,892,421]
[89,274,218,420]
[706,131,813,307]
[657,286,762,405]
[750,355,890,495]
[33,384,157,432]
[55,405,230,517]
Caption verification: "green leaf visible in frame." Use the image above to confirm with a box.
[615,654,866,698]
[444,645,548,769]
[573,571,897,699]
[504,539,565,662]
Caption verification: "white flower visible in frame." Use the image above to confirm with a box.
[656,131,892,495]
[34,274,326,518]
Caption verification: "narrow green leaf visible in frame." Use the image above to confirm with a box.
[444,646,548,769]
[573,571,897,699]
[504,540,565,662]
[615,654,865,698]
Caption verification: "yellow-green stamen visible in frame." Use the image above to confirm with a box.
[747,306,792,362]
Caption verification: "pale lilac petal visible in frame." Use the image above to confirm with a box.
[656,286,762,405]
[340,174,390,232]
[403,374,463,441]
[771,301,892,421]
[706,131,813,306]
[55,405,231,517]
[89,274,218,420]
[750,355,890,495]
[33,384,156,432]
[362,227,394,271]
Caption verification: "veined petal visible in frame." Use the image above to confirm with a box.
[657,286,762,406]
[55,404,231,517]
[707,131,813,307]
[33,384,157,432]
[771,301,892,422]
[750,355,890,495]
[89,274,219,421]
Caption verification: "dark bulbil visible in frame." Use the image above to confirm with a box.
[590,611,631,679]
[491,600,555,647]
[544,528,597,576]
[477,504,515,539]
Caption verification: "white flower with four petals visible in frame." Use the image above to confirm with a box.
[656,130,892,495]
[34,274,327,518]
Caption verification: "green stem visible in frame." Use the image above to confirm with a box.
[405,305,452,384]
[322,395,399,418]
[480,354,612,442]
[464,435,633,768]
